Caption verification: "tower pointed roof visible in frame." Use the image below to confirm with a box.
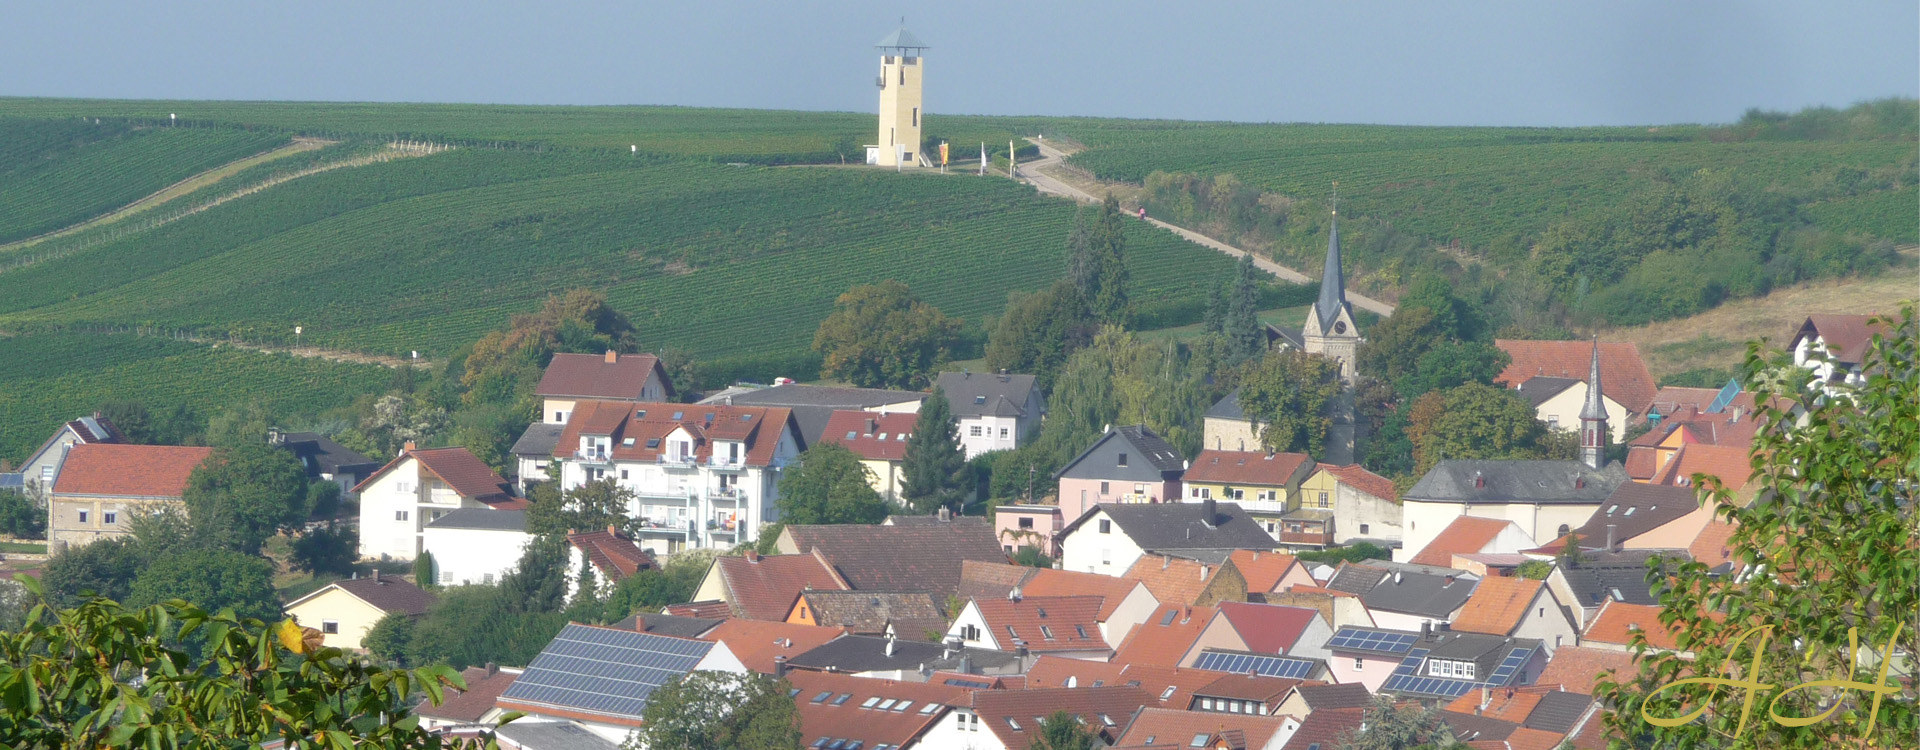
[876,27,928,50]
[1580,338,1608,421]
[1314,205,1350,333]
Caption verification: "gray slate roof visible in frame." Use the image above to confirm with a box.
[1056,425,1186,482]
[785,635,1019,675]
[1423,631,1542,683]
[1358,569,1477,618]
[1557,550,1673,609]
[1314,214,1350,334]
[494,721,621,750]
[1061,501,1276,553]
[611,613,725,638]
[510,423,565,458]
[1569,483,1699,548]
[1405,460,1626,506]
[1524,691,1596,733]
[1206,389,1246,420]
[1516,376,1581,407]
[935,371,1039,419]
[280,432,379,478]
[425,508,528,532]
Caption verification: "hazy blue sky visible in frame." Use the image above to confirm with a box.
[5,0,1914,126]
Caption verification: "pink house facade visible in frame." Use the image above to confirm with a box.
[1054,425,1188,520]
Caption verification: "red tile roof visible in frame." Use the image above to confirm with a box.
[51,444,213,498]
[552,400,796,469]
[1506,726,1576,750]
[1583,601,1680,650]
[1226,550,1304,594]
[973,595,1110,654]
[970,686,1153,747]
[1409,516,1518,567]
[1113,604,1216,668]
[353,447,512,502]
[819,410,918,462]
[1124,554,1228,606]
[1183,450,1313,486]
[663,600,733,619]
[1024,657,1219,711]
[1022,568,1147,621]
[958,560,1040,602]
[786,522,1008,599]
[697,619,845,674]
[785,669,966,750]
[1213,602,1321,655]
[534,351,668,400]
[1449,577,1544,636]
[566,529,654,582]
[1494,340,1657,415]
[1624,446,1659,481]
[1444,687,1545,722]
[1192,673,1312,704]
[1651,443,1753,492]
[418,666,521,722]
[1793,313,1891,364]
[1317,463,1400,503]
[1532,646,1634,695]
[1687,518,1738,568]
[1114,707,1291,749]
[715,551,850,621]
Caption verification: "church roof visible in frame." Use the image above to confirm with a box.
[1313,211,1350,334]
[876,28,928,49]
[1579,339,1608,421]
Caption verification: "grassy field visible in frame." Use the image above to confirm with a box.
[0,118,286,244]
[0,332,392,462]
[0,541,47,555]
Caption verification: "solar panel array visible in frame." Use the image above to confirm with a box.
[1486,647,1535,686]
[500,623,713,718]
[1379,645,1538,698]
[1381,672,1478,698]
[1192,650,1320,679]
[1326,627,1419,655]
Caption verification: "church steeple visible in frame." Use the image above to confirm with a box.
[1314,188,1349,333]
[1580,337,1609,469]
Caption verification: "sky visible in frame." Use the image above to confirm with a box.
[4,0,1914,126]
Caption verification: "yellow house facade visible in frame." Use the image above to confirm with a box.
[284,574,436,651]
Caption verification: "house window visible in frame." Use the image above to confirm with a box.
[1354,657,1364,670]
[103,510,117,525]
[1359,523,1370,535]
[1100,482,1110,495]
[1000,428,1009,439]
[1018,517,1033,529]
[962,624,980,641]
[970,426,983,437]
[620,469,629,479]
[1558,524,1571,537]
[321,621,339,634]
[1098,519,1111,534]
[1230,489,1244,501]
[1548,415,1559,429]
[555,412,564,422]
[77,509,88,523]
[1317,492,1329,508]
[1101,548,1111,565]
[1194,487,1210,499]
[1538,607,1545,617]
[395,510,409,521]
[1117,453,1128,467]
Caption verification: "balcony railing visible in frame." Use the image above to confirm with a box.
[572,449,615,464]
[708,456,746,472]
[710,487,748,503]
[1278,527,1334,547]
[637,489,692,503]
[636,519,691,534]
[657,455,699,470]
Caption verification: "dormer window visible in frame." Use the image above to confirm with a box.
[1117,453,1128,467]
[975,396,987,404]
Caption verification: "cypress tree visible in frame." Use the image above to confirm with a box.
[1225,253,1264,360]
[900,389,969,514]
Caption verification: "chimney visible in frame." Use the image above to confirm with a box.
[402,441,416,452]
[372,570,381,583]
[1162,556,1170,570]
[486,662,498,676]
[773,655,789,679]
[1606,524,1618,552]
[605,349,618,364]
[1474,471,1485,489]
[958,653,972,674]
[1421,621,1432,639]
[1008,586,1022,603]
[1444,574,1456,586]
[632,616,648,633]
[268,427,282,445]
[745,550,761,563]
[1199,564,1210,580]
[1182,607,1192,623]
[607,524,618,536]
[938,506,951,522]
[998,368,1010,382]
[1479,685,1491,713]
[1202,497,1217,528]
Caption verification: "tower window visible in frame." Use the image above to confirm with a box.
[913,108,918,127]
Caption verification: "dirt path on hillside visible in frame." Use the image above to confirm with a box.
[1019,139,1396,316]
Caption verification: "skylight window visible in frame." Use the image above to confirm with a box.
[918,702,939,714]
[975,396,987,404]
[1007,718,1022,730]
[645,438,661,449]
[896,433,906,440]
[878,433,888,440]
[1040,626,1055,640]
[1075,625,1089,639]
[832,693,852,705]
[812,691,832,703]
[1192,734,1211,747]
[622,438,635,446]
[636,410,647,419]
[847,431,859,440]
[1160,610,1177,626]
[1099,714,1115,726]
[1160,685,1177,700]
[741,414,753,421]
[1624,507,1636,516]
[672,411,684,420]
[874,698,895,710]
[1036,607,1048,618]
[861,697,881,708]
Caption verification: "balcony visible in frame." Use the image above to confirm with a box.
[707,456,747,472]
[657,455,700,471]
[637,488,693,502]
[1277,526,1334,547]
[709,487,749,504]
[636,519,691,534]
[572,449,614,465]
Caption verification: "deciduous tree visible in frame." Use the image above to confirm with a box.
[182,443,310,555]
[901,389,970,514]
[1595,306,1918,749]
[1237,350,1344,458]
[776,443,887,525]
[985,281,1096,392]
[813,280,962,389]
[630,671,800,750]
[525,478,638,542]
[1405,382,1554,475]
[1337,694,1444,749]
[1031,710,1096,750]
[126,547,281,623]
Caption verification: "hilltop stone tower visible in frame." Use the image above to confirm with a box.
[1302,200,1361,379]
[875,26,928,168]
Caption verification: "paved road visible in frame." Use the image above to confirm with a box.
[1019,139,1395,317]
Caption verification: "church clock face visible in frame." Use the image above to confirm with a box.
[1333,321,1348,334]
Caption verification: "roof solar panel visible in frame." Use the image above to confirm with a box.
[1193,650,1320,679]
[500,623,715,719]
[1487,647,1534,685]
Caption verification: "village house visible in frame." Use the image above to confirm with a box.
[355,446,521,561]
[272,429,379,500]
[782,633,1022,681]
[565,527,653,600]
[992,501,1063,555]
[507,422,563,492]
[1181,449,1315,540]
[919,686,1152,750]
[935,370,1046,459]
[1406,516,1537,568]
[775,518,1006,601]
[947,593,1114,661]
[1399,459,1625,563]
[1202,390,1260,454]
[1018,566,1162,648]
[1494,339,1656,440]
[1178,601,1337,666]
[1185,674,1315,718]
[1445,575,1579,654]
[1122,554,1250,609]
[1057,500,1275,576]
[420,508,531,586]
[1379,628,1547,701]
[47,443,212,551]
[491,623,746,742]
[710,382,925,445]
[1327,564,1479,632]
[1117,706,1297,748]
[1055,425,1187,520]
[10,415,122,502]
[284,572,435,651]
[1321,625,1424,691]
[688,549,850,621]
[1298,463,1402,547]
[1543,549,1673,630]
[785,669,968,750]
[534,350,673,425]
[415,664,523,731]
[1789,313,1889,387]
[550,400,801,553]
[1581,600,1694,657]
[786,590,947,640]
[698,619,848,675]
[818,409,917,500]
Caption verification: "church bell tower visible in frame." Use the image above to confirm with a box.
[1302,190,1361,379]
[875,26,927,168]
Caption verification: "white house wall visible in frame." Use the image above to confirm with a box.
[1058,509,1147,576]
[422,526,532,586]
